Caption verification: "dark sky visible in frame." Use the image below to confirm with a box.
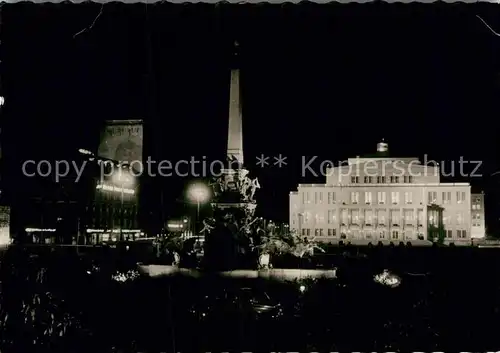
[3,3,500,230]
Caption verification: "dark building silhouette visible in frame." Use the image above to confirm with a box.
[84,120,143,243]
[16,168,89,245]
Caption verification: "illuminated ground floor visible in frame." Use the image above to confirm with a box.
[24,227,146,245]
[85,228,146,244]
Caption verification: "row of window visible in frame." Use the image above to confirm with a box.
[300,228,468,239]
[300,229,417,239]
[350,176,414,184]
[429,191,467,204]
[297,209,425,224]
[301,228,338,236]
[472,213,483,227]
[302,191,468,205]
[298,209,466,225]
[442,212,468,225]
[446,230,468,238]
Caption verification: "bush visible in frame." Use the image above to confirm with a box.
[0,248,89,352]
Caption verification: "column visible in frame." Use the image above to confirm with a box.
[227,42,244,166]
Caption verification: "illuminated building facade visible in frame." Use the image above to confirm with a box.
[289,141,479,246]
[84,119,143,243]
[471,192,486,239]
[85,162,141,243]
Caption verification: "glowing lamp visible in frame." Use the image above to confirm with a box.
[188,183,210,204]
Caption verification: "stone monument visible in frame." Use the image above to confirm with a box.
[201,41,262,271]
[209,41,260,218]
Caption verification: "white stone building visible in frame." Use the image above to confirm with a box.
[471,193,486,240]
[289,141,484,246]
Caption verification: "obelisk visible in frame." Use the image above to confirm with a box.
[227,41,244,166]
[211,41,257,216]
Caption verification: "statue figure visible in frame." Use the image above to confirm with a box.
[219,176,228,192]
[240,176,252,201]
[200,218,215,234]
[236,169,249,193]
[248,177,261,201]
[239,216,258,234]
[208,180,218,196]
[210,175,227,196]
[209,177,222,197]
[238,169,249,182]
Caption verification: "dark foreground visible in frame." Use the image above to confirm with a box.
[1,245,500,352]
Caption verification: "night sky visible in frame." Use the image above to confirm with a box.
[2,3,500,231]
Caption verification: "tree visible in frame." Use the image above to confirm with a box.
[0,247,88,351]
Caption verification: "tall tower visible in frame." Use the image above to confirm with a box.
[210,41,258,216]
[227,41,244,166]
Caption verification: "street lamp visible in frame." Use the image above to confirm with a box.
[187,183,210,238]
[112,169,135,242]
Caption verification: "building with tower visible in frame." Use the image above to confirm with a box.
[20,120,145,245]
[83,120,143,243]
[289,141,482,246]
